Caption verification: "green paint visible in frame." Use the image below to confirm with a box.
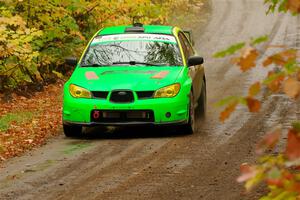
[98,25,173,36]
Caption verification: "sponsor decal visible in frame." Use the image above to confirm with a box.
[92,34,177,44]
[85,71,99,80]
[151,71,170,79]
[101,70,157,75]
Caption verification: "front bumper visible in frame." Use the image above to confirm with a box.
[63,93,189,125]
[63,119,187,127]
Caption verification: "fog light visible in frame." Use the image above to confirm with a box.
[166,112,171,118]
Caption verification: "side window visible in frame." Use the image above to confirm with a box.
[178,33,189,63]
[185,38,194,57]
[178,32,194,62]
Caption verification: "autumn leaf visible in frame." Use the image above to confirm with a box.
[238,47,259,72]
[268,54,285,66]
[246,97,261,112]
[286,0,300,13]
[263,49,297,68]
[286,128,300,161]
[256,126,281,154]
[237,163,257,183]
[249,82,261,97]
[220,102,238,122]
[281,49,297,60]
[265,178,284,187]
[283,77,300,98]
[263,57,273,67]
[265,72,285,92]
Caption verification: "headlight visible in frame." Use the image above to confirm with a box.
[154,83,181,98]
[69,84,92,98]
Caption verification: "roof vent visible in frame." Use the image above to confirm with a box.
[133,23,143,27]
[125,23,144,33]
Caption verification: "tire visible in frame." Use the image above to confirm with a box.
[181,93,196,134]
[197,80,206,118]
[63,124,82,138]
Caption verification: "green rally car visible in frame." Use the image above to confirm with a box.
[63,24,206,137]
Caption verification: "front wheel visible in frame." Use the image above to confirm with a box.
[63,124,82,138]
[180,93,196,134]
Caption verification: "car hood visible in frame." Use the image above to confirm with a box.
[70,66,184,91]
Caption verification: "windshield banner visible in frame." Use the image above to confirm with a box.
[92,34,177,44]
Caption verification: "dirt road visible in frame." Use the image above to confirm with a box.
[0,0,299,199]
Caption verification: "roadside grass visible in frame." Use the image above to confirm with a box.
[0,111,34,132]
[0,83,63,162]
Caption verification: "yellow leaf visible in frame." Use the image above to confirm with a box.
[263,57,273,67]
[220,102,238,122]
[283,77,300,98]
[238,47,259,72]
[249,82,261,97]
[35,72,43,81]
[52,70,64,79]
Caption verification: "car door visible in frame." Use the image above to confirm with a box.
[178,32,202,101]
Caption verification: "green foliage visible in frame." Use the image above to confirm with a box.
[214,35,269,59]
[292,122,300,132]
[213,42,245,58]
[215,96,243,107]
[264,0,300,14]
[251,35,269,46]
[0,7,43,89]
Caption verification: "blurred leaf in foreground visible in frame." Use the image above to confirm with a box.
[213,42,245,58]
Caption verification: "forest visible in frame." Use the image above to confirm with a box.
[0,0,202,91]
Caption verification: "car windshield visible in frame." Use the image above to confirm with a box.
[80,34,183,67]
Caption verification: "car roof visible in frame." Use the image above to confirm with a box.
[98,25,174,36]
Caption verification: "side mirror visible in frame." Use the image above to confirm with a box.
[65,57,78,66]
[188,56,204,67]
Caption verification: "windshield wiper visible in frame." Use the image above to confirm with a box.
[81,63,111,67]
[112,61,165,66]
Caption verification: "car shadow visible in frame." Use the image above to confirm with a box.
[79,125,191,140]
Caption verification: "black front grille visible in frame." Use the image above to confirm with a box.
[110,90,134,103]
[136,91,154,99]
[92,91,109,99]
[91,110,154,123]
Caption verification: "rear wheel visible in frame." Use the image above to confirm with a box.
[63,124,82,138]
[197,80,206,117]
[181,93,196,134]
